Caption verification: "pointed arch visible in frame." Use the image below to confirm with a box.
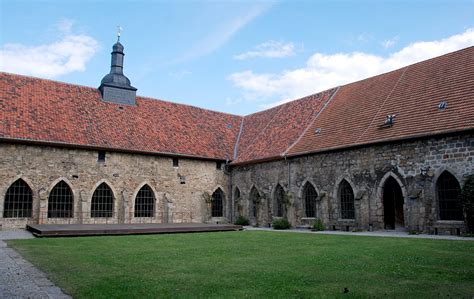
[48,180,74,218]
[234,186,242,216]
[273,184,285,217]
[211,188,224,217]
[339,179,355,219]
[302,182,318,218]
[249,186,260,219]
[3,178,33,218]
[234,187,241,202]
[134,184,156,217]
[437,171,463,221]
[91,182,114,218]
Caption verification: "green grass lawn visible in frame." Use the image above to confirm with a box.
[8,231,474,298]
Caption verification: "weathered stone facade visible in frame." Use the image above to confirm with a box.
[1,132,472,234]
[0,143,231,228]
[231,132,474,234]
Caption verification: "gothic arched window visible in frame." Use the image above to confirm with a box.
[48,181,74,218]
[211,188,224,217]
[437,171,463,221]
[339,180,355,219]
[274,184,285,217]
[3,179,33,218]
[134,185,155,218]
[91,183,114,218]
[303,182,318,218]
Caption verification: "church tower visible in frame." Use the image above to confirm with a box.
[99,29,137,105]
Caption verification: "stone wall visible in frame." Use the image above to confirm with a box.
[231,132,474,234]
[0,143,231,228]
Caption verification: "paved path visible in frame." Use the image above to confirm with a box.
[0,229,71,299]
[244,227,474,241]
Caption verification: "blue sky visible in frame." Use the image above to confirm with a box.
[1,0,474,115]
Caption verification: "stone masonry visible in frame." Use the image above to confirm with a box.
[231,132,474,234]
[0,143,231,228]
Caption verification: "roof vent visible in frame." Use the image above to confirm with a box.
[380,114,396,128]
[227,123,233,129]
[314,128,321,134]
[438,101,448,111]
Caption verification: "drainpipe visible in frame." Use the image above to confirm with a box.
[284,154,290,190]
[225,159,233,223]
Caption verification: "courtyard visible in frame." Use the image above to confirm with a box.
[7,231,474,298]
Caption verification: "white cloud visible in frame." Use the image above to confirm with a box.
[225,97,242,105]
[0,20,99,78]
[382,36,399,49]
[56,18,74,33]
[356,33,372,43]
[171,4,272,64]
[228,28,474,108]
[234,40,295,60]
[169,70,192,79]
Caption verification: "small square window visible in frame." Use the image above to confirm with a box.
[98,151,106,162]
[173,158,179,167]
[216,162,222,170]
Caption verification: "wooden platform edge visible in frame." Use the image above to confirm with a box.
[26,224,243,238]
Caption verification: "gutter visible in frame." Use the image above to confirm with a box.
[231,128,474,166]
[0,137,229,162]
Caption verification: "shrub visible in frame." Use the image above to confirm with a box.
[312,219,325,231]
[272,218,291,230]
[462,175,474,234]
[234,216,250,226]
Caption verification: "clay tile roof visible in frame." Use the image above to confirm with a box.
[2,46,473,164]
[233,88,337,164]
[0,73,242,160]
[287,46,474,157]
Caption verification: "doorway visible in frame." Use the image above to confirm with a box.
[383,177,405,230]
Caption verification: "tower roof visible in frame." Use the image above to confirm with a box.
[99,38,137,105]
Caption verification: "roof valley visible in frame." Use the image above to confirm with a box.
[283,86,340,157]
[233,117,245,160]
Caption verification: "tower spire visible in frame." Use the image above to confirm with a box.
[117,25,122,42]
[98,29,137,105]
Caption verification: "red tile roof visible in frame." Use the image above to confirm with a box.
[1,46,473,164]
[0,73,242,160]
[287,46,474,157]
[233,88,337,164]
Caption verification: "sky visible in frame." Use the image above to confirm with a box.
[1,0,474,115]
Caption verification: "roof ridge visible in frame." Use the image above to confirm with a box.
[283,86,340,156]
[0,71,242,118]
[353,65,409,144]
[233,117,245,160]
[234,104,286,160]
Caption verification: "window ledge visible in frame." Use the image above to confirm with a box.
[435,220,464,225]
[337,218,356,222]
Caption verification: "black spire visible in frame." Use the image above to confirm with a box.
[99,29,137,105]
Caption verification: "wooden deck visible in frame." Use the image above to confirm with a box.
[26,223,243,237]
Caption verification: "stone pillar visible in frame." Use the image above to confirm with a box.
[38,188,48,224]
[80,190,89,224]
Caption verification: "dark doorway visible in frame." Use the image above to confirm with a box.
[383,177,405,230]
